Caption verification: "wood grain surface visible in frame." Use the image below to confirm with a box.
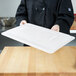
[71,21,76,30]
[0,46,76,76]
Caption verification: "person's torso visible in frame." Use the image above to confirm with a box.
[26,0,61,28]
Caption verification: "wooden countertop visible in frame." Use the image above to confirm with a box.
[0,46,76,76]
[70,14,76,33]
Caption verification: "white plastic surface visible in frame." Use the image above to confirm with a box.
[1,23,75,54]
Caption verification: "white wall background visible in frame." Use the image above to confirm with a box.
[72,0,76,13]
[0,0,21,17]
[0,0,76,17]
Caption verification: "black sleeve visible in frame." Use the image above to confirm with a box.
[55,0,74,34]
[15,0,28,26]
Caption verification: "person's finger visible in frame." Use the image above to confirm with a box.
[51,26,59,32]
[51,28,58,31]
[20,20,27,26]
[51,25,60,32]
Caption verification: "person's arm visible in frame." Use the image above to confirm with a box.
[15,0,27,26]
[52,0,74,34]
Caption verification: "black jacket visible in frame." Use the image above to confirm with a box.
[16,0,74,34]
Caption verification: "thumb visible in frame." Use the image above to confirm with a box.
[20,20,27,26]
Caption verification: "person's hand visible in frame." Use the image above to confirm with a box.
[51,25,60,32]
[20,20,27,26]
